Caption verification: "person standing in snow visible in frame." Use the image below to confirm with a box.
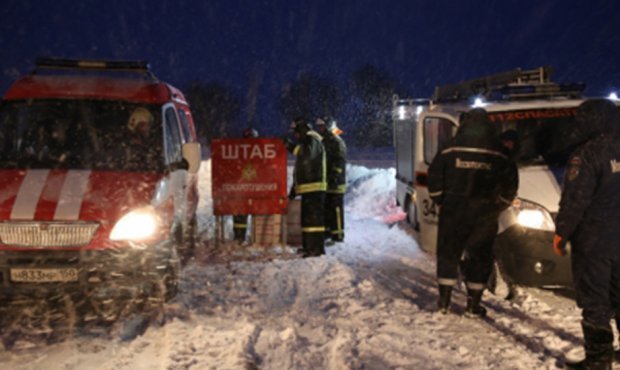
[554,99,620,370]
[315,116,347,243]
[288,118,327,257]
[233,127,259,244]
[428,108,518,317]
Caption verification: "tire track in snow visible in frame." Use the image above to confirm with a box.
[329,218,565,369]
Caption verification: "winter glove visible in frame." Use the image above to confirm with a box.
[553,234,567,256]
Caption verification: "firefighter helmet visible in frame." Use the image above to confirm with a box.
[127,107,154,134]
[315,116,332,129]
[316,116,343,135]
[243,127,259,138]
[292,118,311,133]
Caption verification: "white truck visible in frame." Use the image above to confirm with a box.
[392,67,603,289]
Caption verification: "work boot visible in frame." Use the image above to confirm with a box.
[464,288,487,318]
[437,285,452,314]
[566,321,613,370]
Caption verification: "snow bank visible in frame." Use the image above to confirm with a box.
[0,161,586,370]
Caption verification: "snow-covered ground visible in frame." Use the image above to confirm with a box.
[0,160,597,369]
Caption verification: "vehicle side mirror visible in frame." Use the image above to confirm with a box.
[182,142,201,174]
[168,158,190,172]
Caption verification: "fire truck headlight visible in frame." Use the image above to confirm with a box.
[517,209,545,229]
[110,207,159,241]
[513,199,555,231]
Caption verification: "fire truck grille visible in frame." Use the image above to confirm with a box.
[0,222,99,248]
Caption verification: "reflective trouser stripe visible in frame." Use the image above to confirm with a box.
[296,182,327,194]
[332,206,343,235]
[302,226,326,233]
[429,190,443,197]
[437,278,458,286]
[327,185,346,194]
[466,282,486,290]
[233,223,247,229]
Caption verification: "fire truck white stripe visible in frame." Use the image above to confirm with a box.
[54,170,91,221]
[10,170,50,220]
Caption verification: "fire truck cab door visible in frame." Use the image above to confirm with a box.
[415,113,458,253]
[162,104,190,226]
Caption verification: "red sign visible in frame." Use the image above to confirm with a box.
[211,138,288,215]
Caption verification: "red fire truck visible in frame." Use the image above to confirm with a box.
[0,57,201,307]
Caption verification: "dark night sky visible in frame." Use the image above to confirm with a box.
[1,0,620,135]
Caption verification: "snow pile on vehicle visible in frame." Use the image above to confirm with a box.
[345,164,405,223]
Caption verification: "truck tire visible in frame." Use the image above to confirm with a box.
[181,215,197,263]
[405,195,419,231]
[160,247,181,302]
[488,261,518,300]
[173,215,196,265]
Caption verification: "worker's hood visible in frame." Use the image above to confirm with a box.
[574,99,620,142]
[453,108,501,150]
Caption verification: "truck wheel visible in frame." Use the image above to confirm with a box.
[160,247,181,302]
[180,215,197,263]
[488,261,518,300]
[405,195,419,231]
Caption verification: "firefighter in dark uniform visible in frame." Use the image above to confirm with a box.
[289,118,327,257]
[554,99,620,370]
[233,127,259,244]
[315,116,347,243]
[428,108,518,317]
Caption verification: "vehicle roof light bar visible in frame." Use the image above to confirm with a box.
[497,83,585,99]
[432,66,557,102]
[34,57,151,73]
[392,95,431,107]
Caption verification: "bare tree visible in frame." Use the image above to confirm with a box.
[350,65,405,147]
[278,73,341,130]
[184,81,241,144]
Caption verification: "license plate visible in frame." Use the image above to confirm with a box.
[10,268,79,283]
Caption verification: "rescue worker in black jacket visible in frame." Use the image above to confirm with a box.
[233,127,259,244]
[289,118,327,257]
[554,99,620,370]
[315,116,347,243]
[428,108,518,317]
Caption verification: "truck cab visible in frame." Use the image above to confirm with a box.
[393,67,603,288]
[0,58,201,306]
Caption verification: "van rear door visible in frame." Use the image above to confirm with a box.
[415,113,457,253]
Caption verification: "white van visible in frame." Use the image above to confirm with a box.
[393,67,608,288]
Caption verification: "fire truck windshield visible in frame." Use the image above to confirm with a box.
[0,99,164,172]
